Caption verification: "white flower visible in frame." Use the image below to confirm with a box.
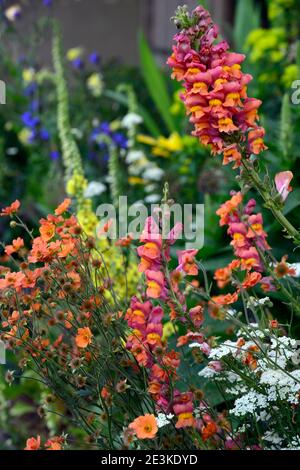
[209,340,238,359]
[84,181,107,198]
[145,184,157,193]
[156,413,174,428]
[5,4,21,21]
[198,366,218,378]
[142,167,164,181]
[6,147,19,156]
[126,150,146,164]
[263,431,283,445]
[247,296,271,308]
[231,391,268,417]
[145,194,161,204]
[122,113,143,129]
[283,436,300,450]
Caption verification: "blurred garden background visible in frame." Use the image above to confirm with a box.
[1,0,300,450]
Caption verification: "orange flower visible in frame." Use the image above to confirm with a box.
[275,256,296,278]
[45,436,64,450]
[75,327,93,348]
[214,266,232,289]
[216,192,243,226]
[40,222,56,241]
[177,249,199,276]
[0,199,20,217]
[175,412,195,429]
[24,435,41,451]
[58,241,75,258]
[45,439,62,451]
[212,292,239,306]
[129,414,158,440]
[55,198,72,216]
[201,421,218,441]
[241,271,262,289]
[5,237,24,256]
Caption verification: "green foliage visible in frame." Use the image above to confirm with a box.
[233,0,260,51]
[52,24,84,182]
[138,32,177,134]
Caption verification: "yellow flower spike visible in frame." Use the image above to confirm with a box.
[86,73,104,98]
[18,128,31,145]
[137,134,157,146]
[66,47,84,61]
[152,147,171,158]
[128,176,146,185]
[77,199,98,236]
[158,133,184,152]
[22,68,36,83]
[66,173,88,197]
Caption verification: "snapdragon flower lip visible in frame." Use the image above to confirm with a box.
[167,5,267,167]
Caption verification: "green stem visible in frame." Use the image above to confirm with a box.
[242,160,300,244]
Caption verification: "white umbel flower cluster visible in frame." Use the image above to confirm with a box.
[156,413,174,428]
[195,324,300,449]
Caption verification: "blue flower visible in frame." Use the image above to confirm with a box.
[71,58,84,70]
[28,130,39,143]
[40,128,50,141]
[30,99,40,113]
[43,0,53,6]
[50,150,60,161]
[100,122,111,135]
[89,52,101,65]
[112,132,128,149]
[23,82,38,97]
[21,111,40,129]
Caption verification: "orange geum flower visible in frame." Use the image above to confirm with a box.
[75,327,93,348]
[58,240,76,258]
[275,256,296,279]
[5,237,24,256]
[214,266,232,289]
[55,198,72,216]
[40,221,56,242]
[0,199,20,217]
[241,271,262,289]
[212,291,239,306]
[129,414,158,440]
[24,435,41,451]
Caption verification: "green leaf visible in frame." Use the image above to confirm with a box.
[138,31,177,134]
[233,0,260,52]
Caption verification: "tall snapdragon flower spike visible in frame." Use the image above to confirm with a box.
[167,5,267,167]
